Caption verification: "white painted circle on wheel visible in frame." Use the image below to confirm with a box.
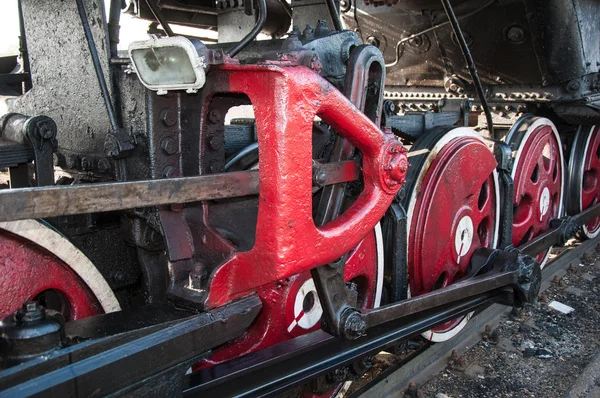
[454,215,474,262]
[540,187,550,221]
[289,278,323,332]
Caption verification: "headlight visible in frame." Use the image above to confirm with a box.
[128,36,207,95]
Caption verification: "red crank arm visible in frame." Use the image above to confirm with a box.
[205,64,408,307]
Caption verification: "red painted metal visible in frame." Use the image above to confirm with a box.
[512,124,563,263]
[204,64,407,308]
[409,136,498,333]
[0,230,102,320]
[197,231,378,368]
[581,126,600,234]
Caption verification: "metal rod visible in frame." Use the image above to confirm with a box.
[157,0,219,16]
[440,0,494,136]
[108,0,122,58]
[519,202,600,257]
[362,271,516,327]
[326,0,343,31]
[278,0,292,19]
[0,161,358,222]
[17,0,31,93]
[145,0,175,37]
[186,294,498,397]
[226,0,267,57]
[75,0,120,131]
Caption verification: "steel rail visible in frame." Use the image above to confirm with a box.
[352,235,600,397]
[0,295,262,397]
[184,293,503,397]
[0,160,358,222]
[185,206,600,397]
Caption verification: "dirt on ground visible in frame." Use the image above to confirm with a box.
[416,245,600,398]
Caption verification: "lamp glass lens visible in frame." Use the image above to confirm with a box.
[131,46,196,86]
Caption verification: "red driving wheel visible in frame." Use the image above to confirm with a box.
[567,125,600,238]
[0,220,119,320]
[195,225,383,394]
[403,127,500,342]
[507,116,565,265]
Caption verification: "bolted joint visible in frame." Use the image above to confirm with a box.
[104,129,135,159]
[160,137,178,155]
[208,110,222,125]
[550,216,579,246]
[0,301,65,368]
[24,116,58,151]
[16,301,45,324]
[312,168,327,187]
[326,367,348,383]
[381,141,409,192]
[312,160,327,186]
[341,309,367,340]
[32,118,57,141]
[383,99,395,116]
[207,135,223,151]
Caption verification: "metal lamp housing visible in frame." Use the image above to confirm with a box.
[128,36,207,95]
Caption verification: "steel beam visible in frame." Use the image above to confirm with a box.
[0,160,358,222]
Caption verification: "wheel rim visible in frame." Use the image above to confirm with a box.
[197,224,383,367]
[405,127,499,342]
[568,125,600,238]
[0,222,115,320]
[508,116,565,265]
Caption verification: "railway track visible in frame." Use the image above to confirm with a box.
[349,236,600,398]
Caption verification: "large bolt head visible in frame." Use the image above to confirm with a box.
[208,110,221,124]
[342,311,367,339]
[159,109,177,127]
[506,26,526,44]
[160,137,177,155]
[207,135,223,151]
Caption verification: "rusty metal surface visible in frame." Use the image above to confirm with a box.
[0,160,358,222]
[362,271,517,328]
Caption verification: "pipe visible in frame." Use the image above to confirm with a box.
[325,0,343,31]
[75,0,120,131]
[226,0,267,57]
[439,0,494,136]
[17,0,31,93]
[145,0,175,37]
[108,0,122,58]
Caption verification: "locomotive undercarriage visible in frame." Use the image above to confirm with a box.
[0,0,599,396]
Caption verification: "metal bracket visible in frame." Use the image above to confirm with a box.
[549,216,580,246]
[0,113,57,187]
[311,45,390,339]
[494,141,514,249]
[383,202,408,302]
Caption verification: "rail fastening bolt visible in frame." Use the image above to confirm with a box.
[405,381,418,398]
